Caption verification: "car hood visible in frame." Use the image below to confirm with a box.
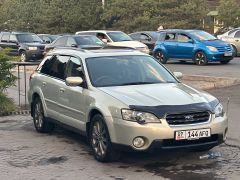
[79,45,104,49]
[99,83,216,106]
[201,39,229,47]
[23,42,45,47]
[108,41,147,48]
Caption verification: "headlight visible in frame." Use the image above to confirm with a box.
[28,47,38,50]
[121,109,160,124]
[214,103,224,117]
[207,46,218,52]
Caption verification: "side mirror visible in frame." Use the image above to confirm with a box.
[45,40,51,44]
[102,39,108,43]
[147,37,151,41]
[188,39,194,43]
[71,44,78,48]
[173,72,183,79]
[66,77,83,86]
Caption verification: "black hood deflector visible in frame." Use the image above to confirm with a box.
[129,99,219,118]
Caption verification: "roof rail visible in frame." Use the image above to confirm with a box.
[53,47,87,52]
[53,45,136,52]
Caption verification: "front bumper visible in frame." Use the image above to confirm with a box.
[108,114,228,151]
[207,52,234,62]
[26,49,44,60]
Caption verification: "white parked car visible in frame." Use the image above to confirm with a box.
[75,30,150,54]
[28,47,228,162]
[217,28,240,40]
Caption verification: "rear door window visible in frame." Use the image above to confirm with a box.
[9,35,17,42]
[40,55,69,80]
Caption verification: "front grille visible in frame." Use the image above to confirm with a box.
[166,111,210,125]
[39,46,45,50]
[216,45,232,52]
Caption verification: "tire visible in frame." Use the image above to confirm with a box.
[194,51,208,66]
[32,97,54,133]
[232,45,238,57]
[154,50,167,64]
[220,60,230,64]
[20,50,29,62]
[89,114,120,162]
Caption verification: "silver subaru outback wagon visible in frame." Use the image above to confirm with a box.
[28,48,228,162]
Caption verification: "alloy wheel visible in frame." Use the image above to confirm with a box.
[195,52,207,65]
[91,120,108,157]
[155,51,165,63]
[20,52,26,62]
[34,101,44,130]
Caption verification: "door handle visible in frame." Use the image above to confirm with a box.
[42,82,46,87]
[235,40,239,42]
[59,88,65,93]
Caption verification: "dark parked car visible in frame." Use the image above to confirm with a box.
[0,32,45,62]
[44,35,105,54]
[38,34,60,44]
[129,31,160,54]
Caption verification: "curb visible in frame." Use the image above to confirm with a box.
[0,110,31,117]
[182,75,240,90]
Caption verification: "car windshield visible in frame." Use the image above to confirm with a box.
[190,31,217,41]
[86,55,177,87]
[75,36,104,46]
[107,32,133,42]
[148,32,160,41]
[17,34,43,43]
[49,35,60,41]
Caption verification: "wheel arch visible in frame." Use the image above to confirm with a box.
[86,108,104,139]
[30,90,48,117]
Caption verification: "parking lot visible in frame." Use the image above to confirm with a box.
[1,57,240,180]
[0,85,240,180]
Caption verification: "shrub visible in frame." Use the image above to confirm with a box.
[0,92,15,114]
[0,49,17,114]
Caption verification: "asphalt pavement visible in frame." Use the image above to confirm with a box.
[166,57,240,79]
[0,85,239,180]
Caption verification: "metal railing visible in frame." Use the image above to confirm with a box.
[12,62,40,107]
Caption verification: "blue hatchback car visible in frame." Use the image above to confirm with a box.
[153,29,234,65]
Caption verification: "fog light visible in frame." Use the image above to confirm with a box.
[133,137,145,148]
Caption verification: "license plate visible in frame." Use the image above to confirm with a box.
[175,128,211,140]
[224,52,232,56]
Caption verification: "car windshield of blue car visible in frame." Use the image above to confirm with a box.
[76,36,104,46]
[17,34,43,43]
[107,32,133,42]
[190,31,217,41]
[86,55,177,87]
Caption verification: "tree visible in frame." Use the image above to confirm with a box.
[101,0,208,32]
[217,0,240,28]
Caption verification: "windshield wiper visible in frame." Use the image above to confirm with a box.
[119,82,159,86]
[207,39,217,41]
